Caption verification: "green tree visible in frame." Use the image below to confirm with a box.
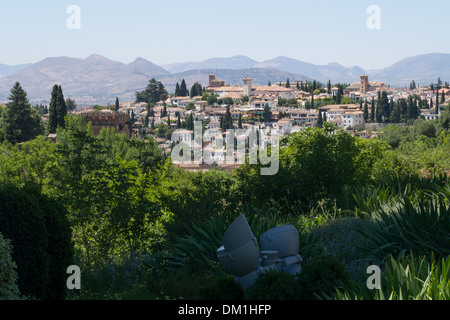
[1,82,42,144]
[370,97,375,122]
[115,97,120,111]
[407,95,418,120]
[0,184,73,300]
[436,91,440,115]
[162,102,167,118]
[335,88,342,104]
[180,79,188,97]
[177,112,181,128]
[317,110,323,128]
[56,86,67,130]
[66,98,77,112]
[175,83,180,96]
[286,78,290,88]
[389,101,401,123]
[379,91,390,121]
[363,100,369,121]
[190,82,203,97]
[48,85,68,133]
[223,106,233,130]
[207,94,218,106]
[47,85,59,134]
[0,232,20,300]
[223,97,234,106]
[136,78,168,104]
[262,104,273,123]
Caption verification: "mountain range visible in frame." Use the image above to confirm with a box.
[0,53,449,105]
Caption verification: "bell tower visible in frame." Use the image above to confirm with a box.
[243,77,253,96]
[360,74,369,95]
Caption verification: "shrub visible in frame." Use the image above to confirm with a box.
[198,275,244,300]
[234,126,362,212]
[0,233,20,300]
[0,184,73,300]
[244,270,302,300]
[310,218,375,282]
[297,255,349,300]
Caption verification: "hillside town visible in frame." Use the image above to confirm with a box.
[64,73,450,170]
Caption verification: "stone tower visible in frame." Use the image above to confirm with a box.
[243,77,253,96]
[360,74,369,95]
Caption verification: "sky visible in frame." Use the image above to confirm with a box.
[1,0,449,70]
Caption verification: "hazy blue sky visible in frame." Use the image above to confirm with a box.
[1,0,449,70]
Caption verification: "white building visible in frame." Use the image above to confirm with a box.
[341,111,365,129]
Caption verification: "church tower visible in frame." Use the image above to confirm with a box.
[243,77,253,96]
[360,74,369,95]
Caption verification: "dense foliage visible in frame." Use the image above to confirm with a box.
[0,232,20,300]
[0,184,73,300]
[0,99,449,300]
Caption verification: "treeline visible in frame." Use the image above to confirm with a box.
[0,82,78,144]
[361,91,446,124]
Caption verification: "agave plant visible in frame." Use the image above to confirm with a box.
[333,253,450,300]
[356,187,450,262]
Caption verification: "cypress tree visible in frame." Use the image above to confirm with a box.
[115,97,120,111]
[189,113,194,131]
[238,112,243,129]
[379,91,390,121]
[48,85,59,134]
[407,96,416,120]
[144,110,150,127]
[363,100,369,121]
[317,110,323,128]
[56,86,67,129]
[436,90,440,114]
[376,102,382,123]
[180,79,187,97]
[335,89,341,104]
[175,83,180,96]
[286,78,290,88]
[162,102,167,118]
[224,106,233,130]
[389,101,401,123]
[370,97,375,122]
[48,85,67,133]
[177,113,181,128]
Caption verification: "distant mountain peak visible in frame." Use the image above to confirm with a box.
[86,54,110,61]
